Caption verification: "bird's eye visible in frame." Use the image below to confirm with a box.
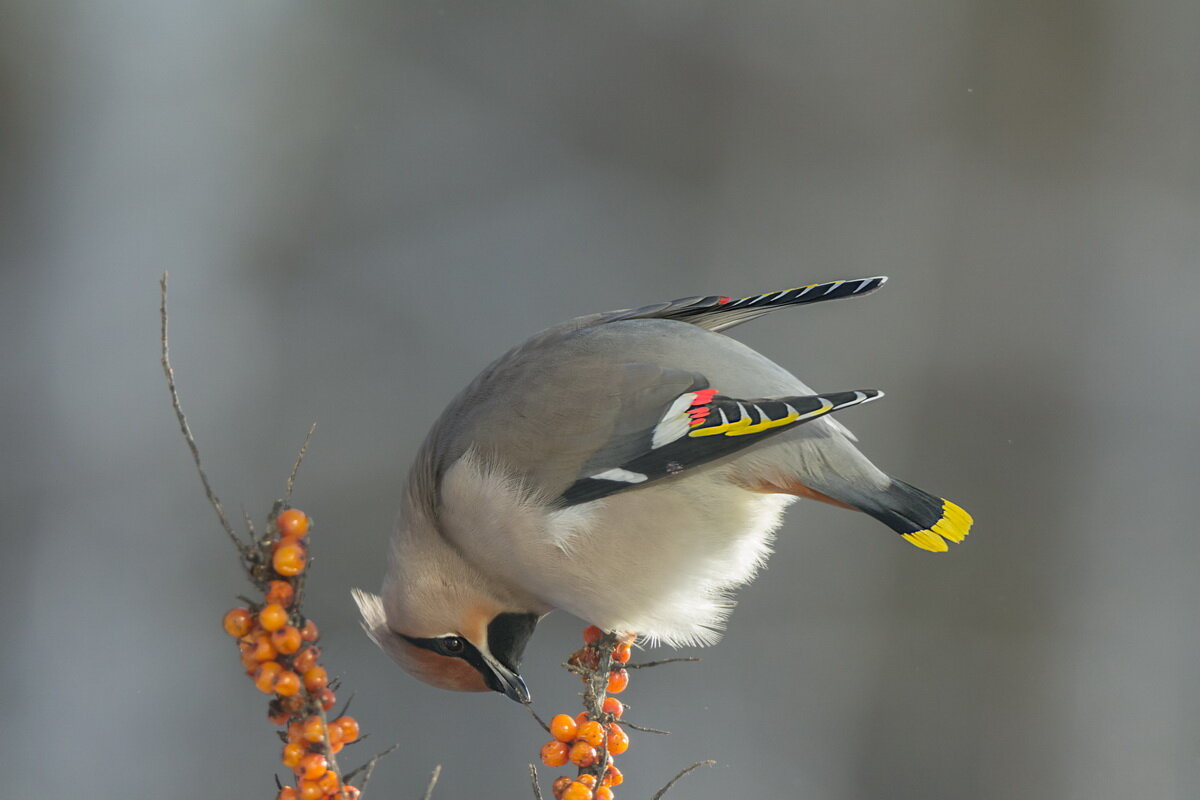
[436,636,466,656]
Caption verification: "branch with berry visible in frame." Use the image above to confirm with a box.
[160,274,418,800]
[530,626,713,800]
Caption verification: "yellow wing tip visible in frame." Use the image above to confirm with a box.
[902,499,973,552]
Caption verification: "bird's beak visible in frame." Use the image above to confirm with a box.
[480,652,532,704]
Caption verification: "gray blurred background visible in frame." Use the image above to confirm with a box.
[2,2,1197,799]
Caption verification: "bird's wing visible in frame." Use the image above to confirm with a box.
[558,386,883,506]
[598,276,886,333]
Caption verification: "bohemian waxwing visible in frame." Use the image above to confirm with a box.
[354,277,972,703]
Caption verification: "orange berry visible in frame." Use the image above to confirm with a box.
[293,646,320,673]
[602,698,624,719]
[287,720,305,743]
[316,687,336,711]
[333,716,360,744]
[271,625,303,655]
[254,661,283,693]
[302,716,326,743]
[605,723,629,755]
[300,619,320,642]
[274,670,302,697]
[540,739,569,767]
[583,625,603,644]
[259,603,289,632]
[340,786,361,800]
[595,787,614,800]
[297,780,324,800]
[249,631,278,662]
[266,580,296,607]
[317,770,340,794]
[613,641,632,663]
[223,608,254,637]
[299,752,327,780]
[276,509,310,538]
[561,781,594,800]
[550,713,578,743]
[568,740,597,767]
[606,669,629,694]
[276,788,298,800]
[303,665,329,692]
[577,720,605,747]
[577,774,597,789]
[551,777,574,800]
[282,742,306,770]
[268,702,291,725]
[575,712,590,727]
[602,764,623,787]
[274,539,308,577]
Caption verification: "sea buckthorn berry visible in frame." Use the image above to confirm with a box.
[606,723,629,755]
[602,697,624,719]
[583,625,603,644]
[575,712,590,727]
[303,665,329,692]
[249,632,278,662]
[301,716,326,743]
[340,786,361,800]
[277,509,310,538]
[317,770,340,795]
[550,713,578,743]
[551,776,574,800]
[276,788,298,800]
[266,580,296,607]
[271,625,303,655]
[568,740,597,767]
[333,716,360,744]
[268,702,290,725]
[613,641,632,663]
[595,787,614,800]
[223,608,253,637]
[254,662,282,693]
[602,765,623,787]
[287,721,304,743]
[259,603,289,632]
[297,780,324,800]
[606,668,629,694]
[274,670,302,697]
[316,687,336,711]
[274,539,308,577]
[299,752,328,780]
[561,781,594,800]
[293,646,320,673]
[578,774,597,789]
[577,720,605,747]
[300,620,320,642]
[540,739,569,767]
[282,742,306,770]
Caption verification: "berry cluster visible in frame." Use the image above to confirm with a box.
[220,508,362,800]
[540,626,633,800]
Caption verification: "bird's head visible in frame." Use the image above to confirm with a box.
[352,501,544,704]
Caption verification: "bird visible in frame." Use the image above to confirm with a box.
[353,276,972,704]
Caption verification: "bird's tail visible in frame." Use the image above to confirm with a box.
[610,276,887,332]
[851,478,973,552]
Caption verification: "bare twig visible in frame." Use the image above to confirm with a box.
[624,657,701,670]
[528,764,545,800]
[343,742,401,786]
[160,272,245,556]
[524,702,551,734]
[650,760,716,800]
[284,422,317,504]
[621,720,671,735]
[419,763,442,800]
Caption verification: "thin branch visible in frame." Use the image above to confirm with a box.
[649,761,716,800]
[343,742,401,786]
[160,272,245,556]
[621,720,671,735]
[524,702,551,734]
[528,764,545,800]
[284,422,317,504]
[624,657,701,670]
[419,764,442,800]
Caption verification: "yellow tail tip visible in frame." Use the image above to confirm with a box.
[902,499,973,552]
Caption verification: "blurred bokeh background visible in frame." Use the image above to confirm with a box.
[3,2,1198,798]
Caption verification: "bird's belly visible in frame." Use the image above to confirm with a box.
[540,472,796,647]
